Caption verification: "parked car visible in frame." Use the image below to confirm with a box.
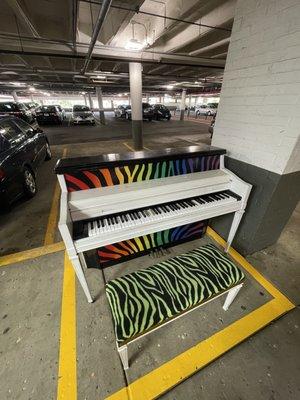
[0,102,36,124]
[209,116,216,138]
[53,105,66,120]
[36,105,64,124]
[0,116,52,207]
[124,103,154,121]
[195,103,218,116]
[152,104,171,120]
[24,102,39,118]
[114,105,129,118]
[72,105,95,125]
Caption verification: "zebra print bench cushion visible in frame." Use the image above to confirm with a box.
[106,243,244,343]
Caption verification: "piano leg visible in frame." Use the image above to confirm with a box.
[70,254,93,303]
[225,210,245,253]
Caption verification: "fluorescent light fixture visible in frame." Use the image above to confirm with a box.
[125,38,144,51]
[118,94,122,97]
[96,75,105,79]
[166,85,174,90]
[28,86,36,92]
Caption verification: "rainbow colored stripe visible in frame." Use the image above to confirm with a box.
[65,155,220,191]
[95,221,206,267]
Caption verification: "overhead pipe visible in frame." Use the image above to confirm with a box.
[81,0,113,75]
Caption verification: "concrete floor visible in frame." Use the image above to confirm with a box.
[0,115,299,400]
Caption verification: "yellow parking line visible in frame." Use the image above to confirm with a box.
[44,148,67,245]
[123,142,135,152]
[0,242,65,267]
[57,253,77,400]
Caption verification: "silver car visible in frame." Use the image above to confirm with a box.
[72,105,95,125]
[195,103,218,116]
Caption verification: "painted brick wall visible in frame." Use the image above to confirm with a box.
[212,0,300,175]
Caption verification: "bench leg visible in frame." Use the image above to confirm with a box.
[223,284,243,311]
[118,344,129,370]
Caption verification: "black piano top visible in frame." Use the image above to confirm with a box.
[54,144,226,174]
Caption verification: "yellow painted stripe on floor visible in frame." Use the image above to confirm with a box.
[57,253,77,400]
[123,142,135,152]
[44,148,67,245]
[106,297,294,400]
[0,241,65,267]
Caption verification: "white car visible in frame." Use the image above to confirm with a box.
[195,103,218,116]
[72,105,95,125]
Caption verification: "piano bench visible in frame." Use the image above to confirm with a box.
[105,243,245,370]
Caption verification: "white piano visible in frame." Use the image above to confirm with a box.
[55,145,252,303]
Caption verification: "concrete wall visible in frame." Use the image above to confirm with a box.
[211,0,300,254]
[213,0,300,175]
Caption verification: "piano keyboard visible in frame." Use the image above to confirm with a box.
[83,190,241,238]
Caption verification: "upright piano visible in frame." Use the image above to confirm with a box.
[55,145,252,303]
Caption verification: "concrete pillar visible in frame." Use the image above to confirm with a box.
[87,92,93,110]
[179,89,186,120]
[12,91,18,102]
[128,95,131,106]
[129,62,143,150]
[110,99,114,109]
[96,86,105,125]
[211,0,300,255]
[40,99,44,106]
[188,94,192,117]
[83,94,88,106]
[146,94,150,103]
[30,94,34,102]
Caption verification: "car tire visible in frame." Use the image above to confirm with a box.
[45,141,52,161]
[167,116,171,120]
[23,167,37,198]
[148,117,152,122]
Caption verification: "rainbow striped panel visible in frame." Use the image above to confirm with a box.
[64,155,220,191]
[94,221,207,268]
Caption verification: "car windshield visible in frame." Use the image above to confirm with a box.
[0,103,20,112]
[142,103,151,108]
[73,105,90,112]
[208,103,218,108]
[40,106,56,112]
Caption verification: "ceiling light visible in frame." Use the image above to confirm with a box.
[96,75,106,79]
[125,38,144,51]
[166,85,174,90]
[118,94,122,97]
[28,86,36,92]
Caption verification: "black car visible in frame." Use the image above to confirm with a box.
[124,103,154,121]
[152,104,171,120]
[0,102,36,124]
[0,117,51,207]
[36,105,64,124]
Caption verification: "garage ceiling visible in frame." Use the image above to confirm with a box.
[0,0,235,95]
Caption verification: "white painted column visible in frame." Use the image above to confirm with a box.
[87,92,93,110]
[211,0,300,254]
[83,94,88,106]
[179,89,186,120]
[188,94,192,117]
[129,62,143,150]
[96,86,105,125]
[12,91,19,102]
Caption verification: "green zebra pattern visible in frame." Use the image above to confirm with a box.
[106,244,245,343]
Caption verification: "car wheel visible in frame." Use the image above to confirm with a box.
[45,142,52,160]
[167,115,171,120]
[148,117,152,122]
[23,167,37,198]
